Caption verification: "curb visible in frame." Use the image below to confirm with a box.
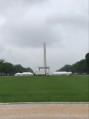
[0,102,89,105]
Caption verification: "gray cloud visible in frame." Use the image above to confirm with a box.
[23,0,48,4]
[0,0,60,48]
[0,0,88,71]
[47,15,88,29]
[0,0,48,17]
[1,15,60,48]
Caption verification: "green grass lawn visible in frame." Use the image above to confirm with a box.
[0,75,88,102]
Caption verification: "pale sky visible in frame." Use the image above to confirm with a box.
[0,0,88,72]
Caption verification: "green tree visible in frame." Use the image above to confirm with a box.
[1,62,13,75]
[0,59,33,76]
[0,59,4,64]
[85,53,89,74]
[59,65,71,72]
[13,64,24,73]
[58,59,87,74]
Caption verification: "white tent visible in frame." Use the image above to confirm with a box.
[15,72,33,76]
[14,73,23,76]
[22,72,33,76]
[52,71,72,75]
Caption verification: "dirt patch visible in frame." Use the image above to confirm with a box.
[0,103,89,119]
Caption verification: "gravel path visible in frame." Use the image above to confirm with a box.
[0,103,89,119]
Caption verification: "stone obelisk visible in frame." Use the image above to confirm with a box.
[44,42,47,74]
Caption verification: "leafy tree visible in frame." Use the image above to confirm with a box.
[71,60,87,73]
[0,59,33,76]
[25,67,34,73]
[58,65,71,72]
[85,53,89,74]
[1,62,13,75]
[13,64,24,73]
[0,59,4,64]
[59,59,87,74]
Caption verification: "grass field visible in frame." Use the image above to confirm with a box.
[0,75,88,102]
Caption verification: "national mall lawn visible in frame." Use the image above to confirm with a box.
[0,75,88,102]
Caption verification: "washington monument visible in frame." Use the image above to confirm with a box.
[43,42,49,75]
[44,42,47,68]
[37,42,49,75]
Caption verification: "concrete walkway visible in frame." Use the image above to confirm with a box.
[0,103,89,119]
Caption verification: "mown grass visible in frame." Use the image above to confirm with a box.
[0,75,88,102]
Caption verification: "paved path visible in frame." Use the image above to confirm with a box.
[0,103,89,119]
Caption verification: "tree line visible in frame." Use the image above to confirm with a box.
[58,53,89,74]
[0,59,33,76]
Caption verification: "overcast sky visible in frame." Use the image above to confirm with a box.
[0,0,88,72]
